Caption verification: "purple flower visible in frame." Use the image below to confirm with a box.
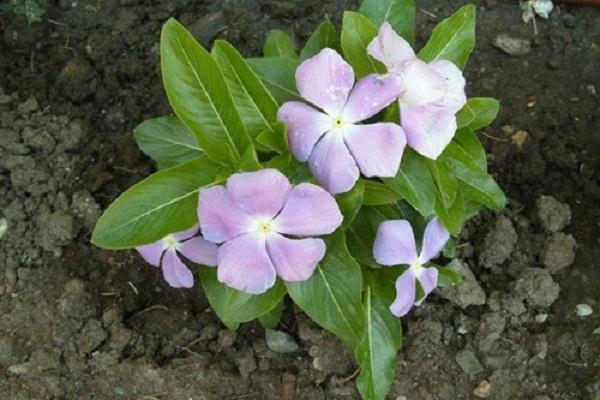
[373,218,450,317]
[277,48,407,195]
[368,22,467,159]
[136,226,218,288]
[198,168,343,294]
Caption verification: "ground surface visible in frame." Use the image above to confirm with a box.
[0,0,599,399]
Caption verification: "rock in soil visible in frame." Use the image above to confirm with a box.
[536,195,571,232]
[455,349,484,375]
[479,216,518,268]
[541,232,576,273]
[514,268,560,308]
[438,259,486,308]
[493,34,531,56]
[265,329,300,353]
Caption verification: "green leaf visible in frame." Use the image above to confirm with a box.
[199,269,286,326]
[92,157,223,249]
[286,231,364,348]
[384,150,436,217]
[300,20,341,60]
[457,97,500,131]
[256,121,289,154]
[442,127,487,173]
[258,299,284,329]
[337,180,365,229]
[133,116,203,169]
[161,19,252,166]
[417,4,475,70]
[367,266,405,305]
[266,154,313,184]
[363,180,402,206]
[437,265,463,288]
[354,287,402,400]
[593,327,600,335]
[359,0,416,45]
[435,190,465,236]
[247,57,302,104]
[341,11,386,78]
[264,29,297,59]
[445,157,506,211]
[238,146,261,172]
[425,158,457,208]
[211,40,279,140]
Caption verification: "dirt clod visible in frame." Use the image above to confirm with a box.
[514,268,560,308]
[542,232,576,273]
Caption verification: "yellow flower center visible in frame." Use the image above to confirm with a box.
[257,221,273,234]
[334,118,344,127]
[165,235,177,249]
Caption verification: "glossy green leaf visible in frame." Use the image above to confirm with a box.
[437,265,463,288]
[92,157,223,249]
[337,180,365,229]
[367,266,405,305]
[256,121,288,154]
[258,299,284,329]
[435,190,465,236]
[264,29,297,59]
[211,40,279,140]
[265,154,313,184]
[593,327,600,335]
[442,127,487,173]
[286,231,364,348]
[354,287,402,400]
[363,180,402,206]
[425,158,457,208]
[456,97,500,131]
[417,4,475,70]
[383,150,436,217]
[341,11,386,78]
[445,157,506,211]
[133,116,203,169]
[161,19,252,166]
[247,57,302,104]
[199,269,286,327]
[359,0,416,44]
[300,20,340,60]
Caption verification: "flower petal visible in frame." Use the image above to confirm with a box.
[418,217,450,263]
[389,268,416,317]
[429,60,467,112]
[373,220,418,266]
[414,267,439,306]
[226,169,292,219]
[136,241,164,267]
[178,236,218,267]
[401,103,457,160]
[274,183,343,236]
[266,234,325,282]
[217,232,277,294]
[399,59,446,106]
[307,131,360,195]
[198,185,254,244]
[161,249,194,288]
[277,101,333,162]
[295,48,354,115]
[172,225,199,242]
[344,123,406,178]
[367,22,416,71]
[341,74,403,123]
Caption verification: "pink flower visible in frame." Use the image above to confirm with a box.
[136,226,218,288]
[373,218,450,317]
[277,48,407,195]
[368,22,467,159]
[198,168,343,294]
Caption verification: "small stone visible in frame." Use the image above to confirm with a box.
[265,329,300,353]
[480,216,517,268]
[493,34,531,56]
[437,259,486,308]
[575,304,593,317]
[0,218,7,240]
[473,380,491,398]
[217,329,237,350]
[514,268,560,308]
[542,233,576,273]
[536,195,571,232]
[534,313,548,324]
[456,349,484,375]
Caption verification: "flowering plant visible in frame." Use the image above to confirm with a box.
[92,1,505,399]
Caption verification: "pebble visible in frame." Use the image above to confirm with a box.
[217,330,237,350]
[473,380,492,398]
[536,195,571,232]
[493,34,531,56]
[438,259,486,308]
[575,304,593,317]
[265,329,300,353]
[542,233,576,274]
[456,349,484,375]
[535,313,549,324]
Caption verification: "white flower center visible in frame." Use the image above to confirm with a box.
[410,259,423,272]
[164,234,178,250]
[253,218,277,236]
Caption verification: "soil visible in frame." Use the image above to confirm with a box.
[1,1,599,399]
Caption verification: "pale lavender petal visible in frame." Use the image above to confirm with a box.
[277,101,333,162]
[198,185,254,244]
[373,220,418,266]
[274,183,343,236]
[367,22,416,71]
[161,249,194,288]
[178,236,218,267]
[295,48,354,115]
[266,234,325,282]
[217,232,277,294]
[226,169,292,219]
[429,60,467,112]
[418,217,450,263]
[401,103,457,160]
[414,267,439,306]
[172,225,199,242]
[307,131,359,195]
[136,241,164,267]
[389,268,416,317]
[341,74,403,123]
[398,60,446,106]
[344,123,406,178]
